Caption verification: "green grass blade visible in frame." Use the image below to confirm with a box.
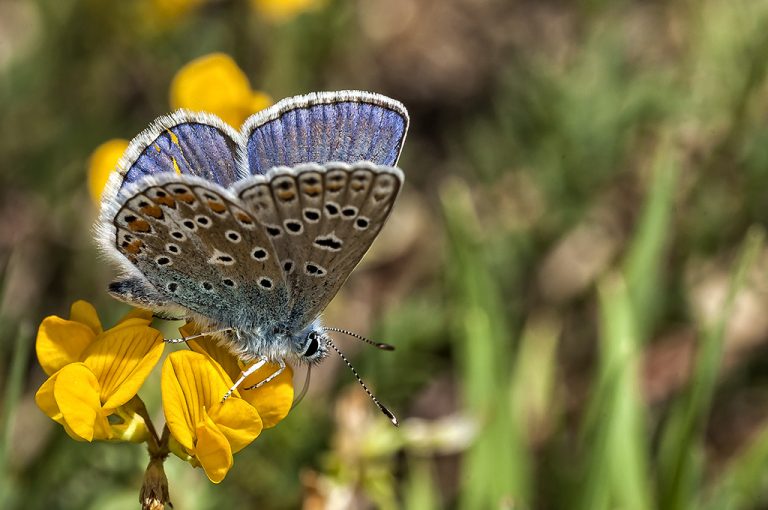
[658,226,765,510]
[440,178,520,509]
[404,457,441,510]
[508,313,560,507]
[623,136,679,339]
[578,273,651,510]
[701,425,768,510]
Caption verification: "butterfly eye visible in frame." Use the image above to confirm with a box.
[303,332,320,357]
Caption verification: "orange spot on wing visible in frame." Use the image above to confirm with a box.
[128,219,151,233]
[208,201,227,213]
[302,185,322,196]
[235,212,253,224]
[141,205,164,219]
[123,239,144,255]
[277,190,296,201]
[155,196,177,208]
[176,193,196,204]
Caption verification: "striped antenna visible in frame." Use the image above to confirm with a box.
[325,337,398,426]
[322,327,395,351]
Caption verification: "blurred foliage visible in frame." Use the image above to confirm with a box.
[4,0,768,508]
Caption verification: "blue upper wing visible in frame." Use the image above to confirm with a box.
[105,111,242,201]
[240,91,409,175]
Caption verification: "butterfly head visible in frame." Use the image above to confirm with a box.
[273,322,328,365]
[299,329,329,364]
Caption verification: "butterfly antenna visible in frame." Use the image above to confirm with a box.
[291,365,312,409]
[322,327,395,351]
[324,337,398,426]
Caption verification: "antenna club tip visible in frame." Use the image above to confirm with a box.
[377,343,396,351]
[380,406,398,426]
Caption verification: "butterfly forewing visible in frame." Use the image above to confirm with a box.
[237,162,402,327]
[241,91,409,174]
[106,112,243,202]
[112,176,287,327]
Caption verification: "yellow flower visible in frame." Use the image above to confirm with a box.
[87,139,129,205]
[35,301,164,443]
[161,351,264,483]
[162,324,293,482]
[251,0,323,23]
[181,323,294,428]
[170,53,272,128]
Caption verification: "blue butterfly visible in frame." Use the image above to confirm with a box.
[96,91,408,423]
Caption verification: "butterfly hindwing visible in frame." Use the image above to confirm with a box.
[236,162,403,327]
[110,175,287,327]
[240,91,409,175]
[105,111,244,202]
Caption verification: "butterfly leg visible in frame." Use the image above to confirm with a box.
[164,328,233,344]
[243,360,287,391]
[221,356,268,402]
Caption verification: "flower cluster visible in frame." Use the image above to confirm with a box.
[35,302,161,442]
[35,301,293,485]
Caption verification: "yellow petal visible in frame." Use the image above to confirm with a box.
[35,372,64,424]
[88,139,129,204]
[53,363,107,442]
[185,339,240,396]
[183,324,294,428]
[161,354,198,451]
[81,325,164,409]
[251,0,321,23]
[36,371,108,442]
[109,404,151,443]
[184,326,241,381]
[208,399,262,454]
[69,300,102,335]
[249,91,273,114]
[111,316,156,332]
[168,435,197,465]
[170,53,257,128]
[60,421,92,442]
[195,410,233,483]
[117,307,154,325]
[161,351,233,451]
[36,316,96,376]
[239,362,294,429]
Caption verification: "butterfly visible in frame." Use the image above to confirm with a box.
[95,91,408,424]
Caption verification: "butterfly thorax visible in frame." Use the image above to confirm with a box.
[212,317,327,364]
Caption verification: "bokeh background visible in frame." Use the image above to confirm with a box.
[3,0,768,508]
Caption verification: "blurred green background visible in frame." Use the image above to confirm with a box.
[4,0,768,508]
